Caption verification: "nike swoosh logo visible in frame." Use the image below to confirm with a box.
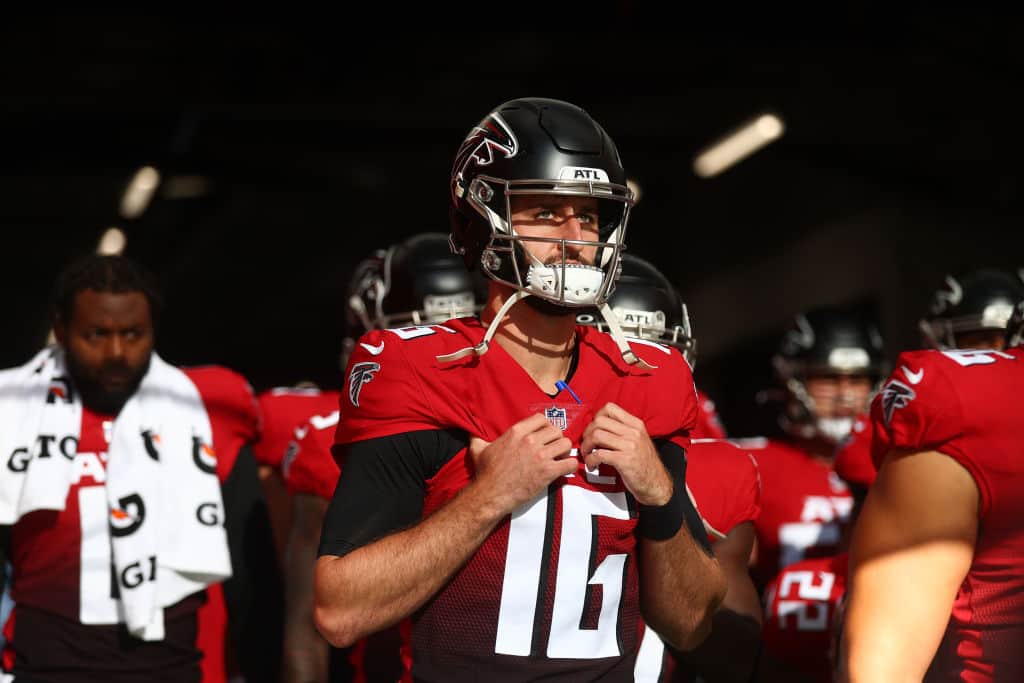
[360,341,385,356]
[901,365,924,385]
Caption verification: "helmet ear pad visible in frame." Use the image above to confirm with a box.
[449,207,488,272]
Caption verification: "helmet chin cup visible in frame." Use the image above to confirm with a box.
[816,417,855,444]
[525,263,605,306]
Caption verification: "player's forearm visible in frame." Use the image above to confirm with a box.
[283,495,330,683]
[314,481,507,648]
[841,571,945,683]
[841,620,926,683]
[639,528,726,651]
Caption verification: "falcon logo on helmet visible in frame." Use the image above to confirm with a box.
[451,114,519,204]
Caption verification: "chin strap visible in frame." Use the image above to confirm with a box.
[436,290,531,364]
[436,290,658,371]
[597,302,658,370]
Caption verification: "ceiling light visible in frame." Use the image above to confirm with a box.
[97,227,127,255]
[120,165,161,219]
[693,113,785,178]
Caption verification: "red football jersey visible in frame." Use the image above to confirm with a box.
[692,390,727,440]
[335,318,698,682]
[283,408,340,500]
[253,388,341,470]
[687,439,761,539]
[762,552,847,683]
[749,439,853,588]
[7,366,259,683]
[871,347,1024,682]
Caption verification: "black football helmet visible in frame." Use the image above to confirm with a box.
[919,268,1024,349]
[1007,300,1024,348]
[575,254,696,365]
[449,97,634,308]
[341,233,486,368]
[443,98,651,368]
[773,308,886,443]
[349,232,486,330]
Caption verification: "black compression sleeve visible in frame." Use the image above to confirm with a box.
[318,429,467,558]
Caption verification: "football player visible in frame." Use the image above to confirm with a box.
[750,308,886,588]
[283,233,484,683]
[840,310,1024,680]
[575,253,759,681]
[758,413,875,683]
[0,254,277,683]
[314,98,725,681]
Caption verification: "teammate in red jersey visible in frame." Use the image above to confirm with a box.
[283,233,485,683]
[253,385,341,565]
[0,254,279,683]
[758,414,876,683]
[663,438,763,682]
[750,308,886,588]
[575,253,756,681]
[314,98,725,682]
[841,319,1024,682]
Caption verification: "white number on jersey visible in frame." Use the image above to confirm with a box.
[775,570,836,632]
[495,486,630,659]
[941,349,1015,367]
[778,521,841,568]
[387,324,457,340]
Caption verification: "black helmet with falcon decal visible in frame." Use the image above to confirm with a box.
[441,98,649,369]
[448,97,634,309]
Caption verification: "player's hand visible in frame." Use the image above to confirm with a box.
[469,413,575,515]
[580,402,672,506]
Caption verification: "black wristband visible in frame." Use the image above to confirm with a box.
[637,489,685,540]
[636,441,687,540]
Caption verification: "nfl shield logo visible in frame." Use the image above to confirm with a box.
[544,407,568,431]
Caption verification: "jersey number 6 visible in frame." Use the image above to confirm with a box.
[495,485,630,659]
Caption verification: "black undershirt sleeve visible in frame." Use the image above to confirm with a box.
[318,428,468,558]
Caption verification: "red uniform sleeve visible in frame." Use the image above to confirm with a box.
[687,440,762,537]
[692,390,727,440]
[186,366,261,482]
[284,413,340,500]
[252,389,341,469]
[334,329,441,446]
[626,341,698,453]
[739,449,762,526]
[870,350,993,516]
[870,351,963,465]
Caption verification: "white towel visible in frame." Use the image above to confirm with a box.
[0,347,232,641]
